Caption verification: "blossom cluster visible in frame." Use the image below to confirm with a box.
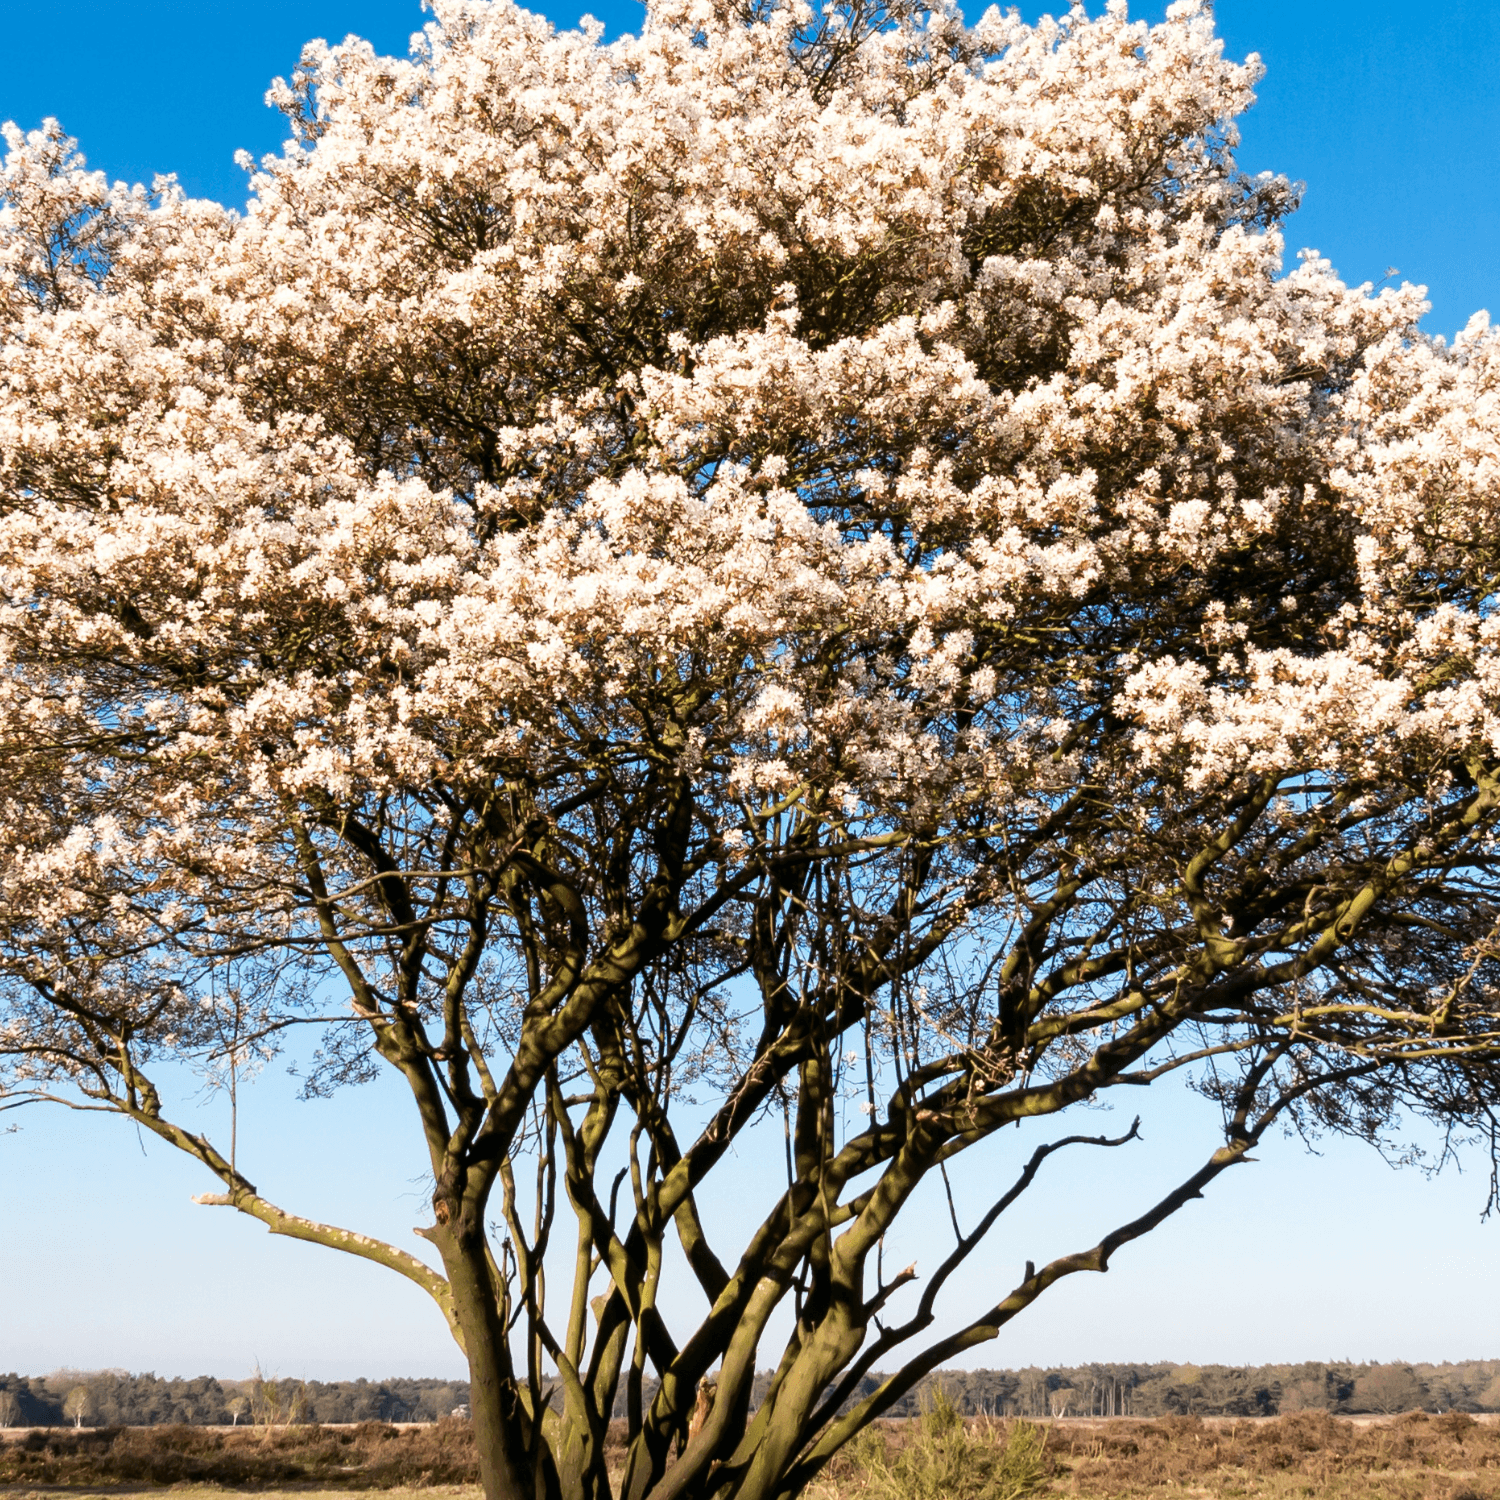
[0,0,1495,1028]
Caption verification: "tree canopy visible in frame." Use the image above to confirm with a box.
[2,0,1499,1497]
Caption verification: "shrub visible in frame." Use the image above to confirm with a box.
[844,1388,1047,1500]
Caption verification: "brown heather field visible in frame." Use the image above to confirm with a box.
[0,1422,479,1492]
[5,1407,1500,1498]
[816,1407,1500,1499]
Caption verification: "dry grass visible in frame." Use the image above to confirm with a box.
[4,1409,1500,1497]
[817,1408,1500,1500]
[0,1422,479,1490]
[0,1491,480,1500]
[1050,1409,1500,1499]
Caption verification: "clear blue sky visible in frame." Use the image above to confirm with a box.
[1,0,1497,1382]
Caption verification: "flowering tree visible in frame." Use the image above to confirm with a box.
[3,0,1499,1495]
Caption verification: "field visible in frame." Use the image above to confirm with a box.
[5,1408,1500,1498]
[817,1407,1500,1499]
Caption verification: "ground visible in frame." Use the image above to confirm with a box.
[4,1410,1500,1497]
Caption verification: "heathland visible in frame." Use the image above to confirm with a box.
[5,1401,1500,1500]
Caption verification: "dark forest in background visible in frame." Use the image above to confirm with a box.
[4,1361,1499,1427]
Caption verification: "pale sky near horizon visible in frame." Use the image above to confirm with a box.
[1,0,1498,1383]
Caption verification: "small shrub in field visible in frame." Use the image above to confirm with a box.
[844,1388,1047,1500]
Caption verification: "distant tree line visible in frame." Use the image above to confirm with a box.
[0,1373,470,1428]
[876,1361,1500,1418]
[623,1362,1493,1424]
[4,1361,1498,1428]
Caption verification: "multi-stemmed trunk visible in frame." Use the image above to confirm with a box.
[437,1229,539,1500]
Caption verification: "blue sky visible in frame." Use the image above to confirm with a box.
[1,0,1498,1381]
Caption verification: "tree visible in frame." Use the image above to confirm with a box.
[1352,1364,1429,1415]
[62,1386,93,1430]
[1,0,1498,1496]
[1277,1376,1330,1414]
[0,1387,19,1429]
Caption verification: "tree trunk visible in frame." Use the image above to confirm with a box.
[443,1235,539,1500]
